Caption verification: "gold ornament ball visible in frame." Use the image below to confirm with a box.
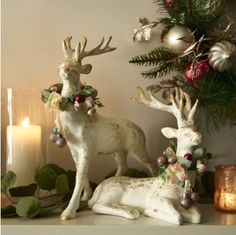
[164,26,194,54]
[208,41,236,72]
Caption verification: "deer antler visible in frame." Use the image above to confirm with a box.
[132,86,198,128]
[62,37,74,59]
[75,36,116,61]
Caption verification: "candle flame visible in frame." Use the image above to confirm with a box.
[22,117,30,128]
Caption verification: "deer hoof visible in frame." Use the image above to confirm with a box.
[60,209,77,220]
[126,209,140,220]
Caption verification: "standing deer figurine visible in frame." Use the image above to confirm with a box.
[89,86,202,225]
[58,37,157,220]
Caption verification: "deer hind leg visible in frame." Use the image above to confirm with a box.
[81,176,93,201]
[178,205,201,224]
[113,151,128,176]
[92,203,140,220]
[130,148,157,176]
[144,198,183,225]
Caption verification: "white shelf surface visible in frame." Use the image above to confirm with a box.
[2,205,236,235]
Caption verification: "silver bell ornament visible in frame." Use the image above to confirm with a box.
[164,26,194,54]
[208,41,236,72]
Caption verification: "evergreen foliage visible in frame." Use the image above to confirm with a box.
[130,0,236,130]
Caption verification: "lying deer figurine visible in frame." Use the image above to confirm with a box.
[58,37,157,220]
[89,87,202,225]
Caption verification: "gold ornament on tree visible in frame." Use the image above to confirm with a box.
[208,41,236,72]
[164,26,194,54]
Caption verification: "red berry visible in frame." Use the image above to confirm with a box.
[184,153,192,161]
[75,95,85,103]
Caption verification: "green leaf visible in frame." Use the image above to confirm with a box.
[163,146,176,157]
[41,89,51,103]
[177,157,192,169]
[34,166,57,190]
[1,205,17,217]
[9,183,37,197]
[15,196,41,218]
[59,98,68,111]
[193,147,206,160]
[55,174,70,196]
[1,171,16,193]
[46,164,66,176]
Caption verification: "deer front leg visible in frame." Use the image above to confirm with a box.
[60,150,90,220]
[113,151,128,176]
[178,205,201,224]
[92,203,140,220]
[144,197,183,225]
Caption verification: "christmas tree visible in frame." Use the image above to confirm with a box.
[130,0,236,130]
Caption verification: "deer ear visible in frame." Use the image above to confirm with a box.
[161,127,178,139]
[81,64,92,74]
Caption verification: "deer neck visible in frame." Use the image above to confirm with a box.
[176,140,194,157]
[61,79,81,98]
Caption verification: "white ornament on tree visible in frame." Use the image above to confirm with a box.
[164,26,194,54]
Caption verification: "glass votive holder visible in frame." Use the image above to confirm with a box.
[214,165,236,213]
[1,88,56,186]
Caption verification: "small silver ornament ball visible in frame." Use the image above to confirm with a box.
[167,155,177,165]
[156,156,167,166]
[56,137,67,147]
[180,197,193,209]
[164,26,194,54]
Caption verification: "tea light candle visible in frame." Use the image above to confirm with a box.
[7,117,41,186]
[215,165,236,213]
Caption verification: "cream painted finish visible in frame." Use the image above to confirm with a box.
[1,0,236,183]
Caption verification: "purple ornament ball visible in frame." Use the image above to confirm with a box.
[56,137,67,147]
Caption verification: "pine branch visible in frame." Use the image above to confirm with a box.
[183,71,236,130]
[130,47,176,67]
[141,62,175,79]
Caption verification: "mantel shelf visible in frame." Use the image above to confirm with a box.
[2,204,236,235]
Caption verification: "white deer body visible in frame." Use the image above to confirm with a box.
[58,37,157,220]
[88,176,201,225]
[89,86,202,225]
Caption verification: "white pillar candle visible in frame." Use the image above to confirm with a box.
[7,117,41,186]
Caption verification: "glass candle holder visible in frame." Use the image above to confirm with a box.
[1,88,56,186]
[214,165,236,213]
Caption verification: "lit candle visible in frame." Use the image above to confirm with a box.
[218,190,236,211]
[215,165,236,213]
[7,117,41,186]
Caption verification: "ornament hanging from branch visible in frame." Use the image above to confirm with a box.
[185,61,210,84]
[163,26,194,54]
